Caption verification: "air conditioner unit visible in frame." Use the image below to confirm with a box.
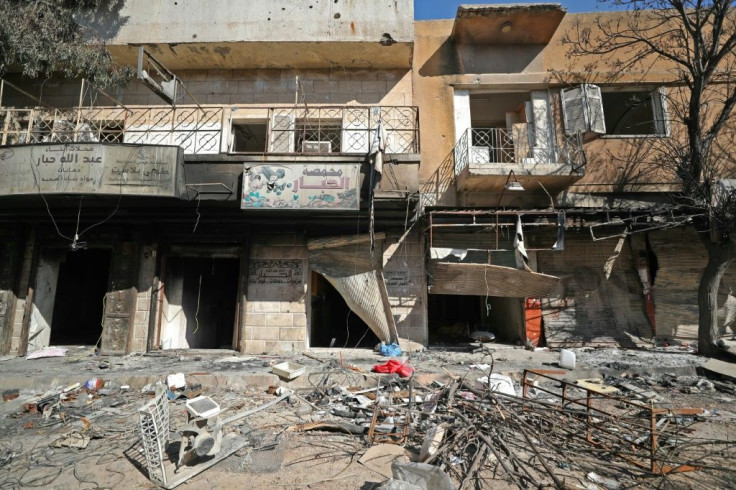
[302,141,332,153]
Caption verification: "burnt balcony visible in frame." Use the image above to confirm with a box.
[453,126,585,195]
[0,104,419,206]
[0,104,419,157]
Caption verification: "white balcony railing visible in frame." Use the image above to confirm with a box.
[0,105,419,155]
[453,127,585,176]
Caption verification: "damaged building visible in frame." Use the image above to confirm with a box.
[0,2,735,356]
[0,0,425,355]
[415,4,736,348]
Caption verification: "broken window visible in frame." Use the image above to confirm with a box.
[601,88,669,136]
[231,121,267,152]
[561,84,606,135]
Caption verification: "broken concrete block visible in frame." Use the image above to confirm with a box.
[618,383,659,401]
[359,444,408,479]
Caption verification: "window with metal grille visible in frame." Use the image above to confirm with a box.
[295,119,342,153]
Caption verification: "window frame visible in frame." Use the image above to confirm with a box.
[599,86,670,139]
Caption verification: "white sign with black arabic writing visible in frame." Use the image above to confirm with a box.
[0,143,183,197]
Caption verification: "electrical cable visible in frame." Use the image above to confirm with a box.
[192,273,202,335]
[193,193,201,233]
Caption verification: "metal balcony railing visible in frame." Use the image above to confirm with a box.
[267,106,419,154]
[0,106,224,153]
[453,127,585,176]
[0,104,419,156]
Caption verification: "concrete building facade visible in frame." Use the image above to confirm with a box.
[2,2,735,356]
[415,4,736,347]
[0,0,425,355]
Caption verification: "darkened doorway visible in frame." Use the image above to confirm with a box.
[310,272,378,348]
[167,257,239,349]
[428,294,480,344]
[50,248,111,345]
[428,294,523,345]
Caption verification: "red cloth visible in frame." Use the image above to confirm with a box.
[372,359,414,377]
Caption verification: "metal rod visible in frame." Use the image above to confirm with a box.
[0,79,54,108]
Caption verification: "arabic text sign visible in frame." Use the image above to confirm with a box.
[248,260,303,285]
[0,144,183,197]
[242,163,360,210]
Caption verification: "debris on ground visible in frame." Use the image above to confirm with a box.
[26,346,67,359]
[0,349,734,488]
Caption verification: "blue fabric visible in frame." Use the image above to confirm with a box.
[380,342,402,357]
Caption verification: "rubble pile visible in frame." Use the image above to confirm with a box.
[1,352,736,488]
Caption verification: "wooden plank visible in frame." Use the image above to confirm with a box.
[307,233,386,251]
[428,262,560,298]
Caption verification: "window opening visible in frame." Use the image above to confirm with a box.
[231,122,267,152]
[602,90,666,136]
[296,119,341,153]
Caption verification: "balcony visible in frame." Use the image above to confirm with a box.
[0,105,419,156]
[453,126,585,195]
[0,104,419,205]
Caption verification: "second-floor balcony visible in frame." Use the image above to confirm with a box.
[452,126,586,195]
[0,104,419,157]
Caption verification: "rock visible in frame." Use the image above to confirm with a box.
[696,379,715,392]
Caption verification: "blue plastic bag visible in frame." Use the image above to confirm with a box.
[380,342,402,357]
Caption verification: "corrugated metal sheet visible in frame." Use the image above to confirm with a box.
[648,228,736,340]
[538,231,651,347]
[323,270,398,343]
[428,262,560,298]
[308,235,398,343]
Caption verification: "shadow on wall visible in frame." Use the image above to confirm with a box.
[418,38,543,77]
[169,69,410,107]
[75,0,130,41]
[420,146,457,208]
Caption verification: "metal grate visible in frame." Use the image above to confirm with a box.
[137,390,171,487]
[453,126,585,176]
[268,106,419,154]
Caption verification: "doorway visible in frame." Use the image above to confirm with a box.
[162,257,239,349]
[50,249,111,345]
[310,272,378,348]
[427,294,523,345]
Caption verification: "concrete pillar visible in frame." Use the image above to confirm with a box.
[453,89,471,144]
[242,233,308,353]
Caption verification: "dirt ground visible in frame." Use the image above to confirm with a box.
[0,345,733,489]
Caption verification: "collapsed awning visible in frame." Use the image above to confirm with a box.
[428,262,560,298]
[308,233,399,344]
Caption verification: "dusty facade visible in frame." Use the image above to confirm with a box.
[0,0,426,355]
[414,5,736,347]
[1,3,735,356]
